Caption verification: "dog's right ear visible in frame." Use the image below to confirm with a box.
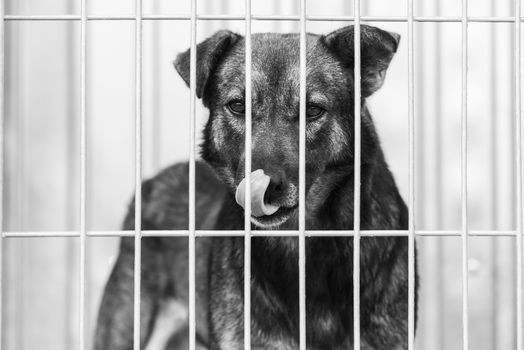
[174,30,241,98]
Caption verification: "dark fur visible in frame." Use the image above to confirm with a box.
[94,25,417,350]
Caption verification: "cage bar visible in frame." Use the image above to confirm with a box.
[244,0,252,348]
[0,0,4,347]
[298,0,307,348]
[133,0,144,348]
[8,14,524,23]
[3,229,524,238]
[407,0,416,348]
[515,0,523,349]
[188,0,197,348]
[432,2,446,346]
[12,17,25,349]
[2,3,523,349]
[79,0,87,347]
[353,0,362,348]
[488,1,501,348]
[461,0,470,348]
[435,82,445,350]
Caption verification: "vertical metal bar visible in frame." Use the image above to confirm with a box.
[488,2,501,349]
[133,0,143,347]
[0,0,4,347]
[353,0,361,348]
[415,6,425,226]
[65,0,77,345]
[188,0,197,348]
[407,0,416,348]
[414,4,429,348]
[433,0,445,346]
[14,5,26,348]
[510,2,519,347]
[79,0,87,347]
[489,3,500,232]
[298,0,307,349]
[461,0,469,348]
[151,0,161,173]
[514,0,523,349]
[244,0,252,348]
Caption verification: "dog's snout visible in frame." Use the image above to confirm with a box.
[269,178,284,195]
[268,173,286,195]
[264,171,288,204]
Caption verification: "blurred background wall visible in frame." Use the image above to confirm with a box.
[1,0,522,349]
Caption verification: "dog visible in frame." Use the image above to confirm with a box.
[94,24,417,350]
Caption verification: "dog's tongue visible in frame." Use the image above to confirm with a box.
[235,169,280,217]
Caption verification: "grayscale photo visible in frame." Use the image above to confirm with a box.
[1,0,523,350]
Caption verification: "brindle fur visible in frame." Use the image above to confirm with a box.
[94,25,418,350]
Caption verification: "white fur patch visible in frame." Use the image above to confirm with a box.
[145,299,188,350]
[328,119,347,160]
[211,115,227,150]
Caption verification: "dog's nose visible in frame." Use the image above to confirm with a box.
[264,172,288,204]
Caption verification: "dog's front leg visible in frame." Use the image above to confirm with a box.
[93,239,158,350]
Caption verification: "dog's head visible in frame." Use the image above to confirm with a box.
[174,25,400,228]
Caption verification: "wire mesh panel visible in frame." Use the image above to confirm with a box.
[1,0,523,349]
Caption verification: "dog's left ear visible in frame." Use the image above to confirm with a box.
[322,25,400,97]
[174,30,241,98]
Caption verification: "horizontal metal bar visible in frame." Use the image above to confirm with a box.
[4,14,524,23]
[2,230,522,238]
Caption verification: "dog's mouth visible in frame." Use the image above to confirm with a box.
[250,204,298,228]
[235,169,298,228]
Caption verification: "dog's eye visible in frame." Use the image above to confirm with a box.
[306,105,325,119]
[228,101,245,114]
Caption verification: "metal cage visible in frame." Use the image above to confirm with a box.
[0,0,523,349]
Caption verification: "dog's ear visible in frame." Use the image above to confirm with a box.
[322,25,400,97]
[174,30,241,98]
